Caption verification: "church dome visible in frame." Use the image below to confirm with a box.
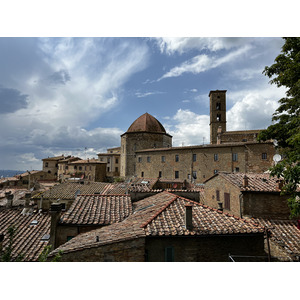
[126,113,166,134]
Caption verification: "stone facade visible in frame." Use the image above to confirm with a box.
[42,155,67,179]
[136,142,275,184]
[97,147,121,178]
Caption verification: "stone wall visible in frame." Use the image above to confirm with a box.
[136,142,274,184]
[58,238,146,262]
[146,235,265,262]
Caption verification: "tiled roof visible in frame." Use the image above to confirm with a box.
[60,194,132,225]
[206,172,284,192]
[128,178,158,193]
[58,156,81,163]
[69,159,105,164]
[32,182,113,200]
[0,189,33,207]
[0,208,51,261]
[42,155,67,161]
[51,191,264,256]
[255,218,300,259]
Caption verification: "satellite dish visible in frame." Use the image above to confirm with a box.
[273,154,282,162]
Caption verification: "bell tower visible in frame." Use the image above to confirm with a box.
[209,90,227,144]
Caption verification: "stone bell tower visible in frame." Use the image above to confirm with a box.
[209,90,227,144]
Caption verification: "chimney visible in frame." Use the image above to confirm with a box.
[49,203,62,250]
[276,180,284,190]
[185,204,193,230]
[0,233,4,252]
[217,202,223,212]
[25,192,31,208]
[6,192,13,208]
[243,175,249,188]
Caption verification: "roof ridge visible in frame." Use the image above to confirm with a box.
[140,195,177,228]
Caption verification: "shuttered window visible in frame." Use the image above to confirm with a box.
[224,193,230,210]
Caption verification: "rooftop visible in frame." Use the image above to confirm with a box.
[50,191,264,256]
[60,194,132,225]
[0,208,51,261]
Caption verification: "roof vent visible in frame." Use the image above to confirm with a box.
[41,234,50,241]
[30,220,38,226]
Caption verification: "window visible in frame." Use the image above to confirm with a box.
[217,114,221,121]
[153,143,157,148]
[216,102,221,110]
[234,167,240,172]
[141,172,144,177]
[216,190,220,202]
[175,171,179,179]
[115,158,119,163]
[192,154,197,162]
[224,193,230,210]
[165,246,174,262]
[138,157,142,163]
[100,158,103,161]
[175,155,179,162]
[115,167,118,172]
[74,166,77,170]
[107,167,110,172]
[214,154,218,161]
[232,153,238,161]
[45,162,48,167]
[66,166,68,170]
[214,169,218,174]
[192,171,197,179]
[161,156,165,163]
[158,171,162,178]
[79,166,82,171]
[108,158,110,163]
[147,156,151,163]
[262,153,267,160]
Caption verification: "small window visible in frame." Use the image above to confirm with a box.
[138,157,142,163]
[217,114,221,121]
[141,172,144,177]
[165,246,174,262]
[224,193,230,210]
[216,190,220,202]
[161,156,165,163]
[262,153,267,160]
[192,171,197,179]
[115,158,118,163]
[175,155,179,162]
[66,166,68,170]
[214,169,218,174]
[192,154,196,162]
[107,167,110,172]
[234,167,240,172]
[108,158,110,163]
[45,162,48,167]
[147,156,151,163]
[100,158,103,161]
[115,167,118,172]
[175,171,179,179]
[214,154,218,161]
[153,143,157,148]
[216,102,221,110]
[158,171,162,178]
[232,153,238,162]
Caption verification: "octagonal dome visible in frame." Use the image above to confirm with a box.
[127,113,166,134]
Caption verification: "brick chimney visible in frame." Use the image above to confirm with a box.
[217,202,223,212]
[243,175,249,188]
[49,203,62,250]
[185,204,193,230]
[5,192,13,208]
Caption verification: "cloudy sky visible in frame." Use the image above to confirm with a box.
[0,36,287,170]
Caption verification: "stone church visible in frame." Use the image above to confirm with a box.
[104,90,275,184]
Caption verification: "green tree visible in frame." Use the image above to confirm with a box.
[38,245,63,262]
[258,37,300,217]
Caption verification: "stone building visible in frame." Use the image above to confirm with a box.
[118,90,275,183]
[97,147,121,178]
[42,155,68,179]
[120,113,172,177]
[57,156,81,181]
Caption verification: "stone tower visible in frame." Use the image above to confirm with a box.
[120,113,172,178]
[209,90,227,144]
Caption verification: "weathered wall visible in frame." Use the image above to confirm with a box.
[242,193,290,219]
[146,235,265,262]
[58,238,146,262]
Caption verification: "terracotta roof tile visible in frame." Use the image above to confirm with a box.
[51,191,264,256]
[60,194,132,225]
[0,208,51,261]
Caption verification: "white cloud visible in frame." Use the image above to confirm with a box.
[164,109,210,146]
[135,91,165,98]
[154,37,255,55]
[158,45,251,81]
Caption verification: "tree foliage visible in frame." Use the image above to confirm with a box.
[38,245,63,262]
[258,37,300,218]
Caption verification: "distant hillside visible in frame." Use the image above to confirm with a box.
[0,170,25,178]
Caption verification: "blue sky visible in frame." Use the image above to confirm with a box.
[0,37,288,170]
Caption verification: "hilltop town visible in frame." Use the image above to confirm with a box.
[1,90,299,262]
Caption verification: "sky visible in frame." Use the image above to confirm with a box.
[0,37,287,170]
